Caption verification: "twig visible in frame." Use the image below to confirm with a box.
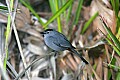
[6,0,30,79]
[14,53,54,80]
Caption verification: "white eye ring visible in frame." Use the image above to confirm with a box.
[46,31,50,34]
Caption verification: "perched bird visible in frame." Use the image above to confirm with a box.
[40,29,88,64]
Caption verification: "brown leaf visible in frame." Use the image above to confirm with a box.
[15,4,31,30]
[90,0,116,34]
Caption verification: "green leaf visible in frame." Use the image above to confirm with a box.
[49,0,56,14]
[43,0,73,28]
[72,0,83,25]
[4,0,14,70]
[103,22,120,49]
[66,3,72,23]
[20,0,44,26]
[116,72,120,80]
[110,0,119,17]
[108,58,116,80]
[0,6,8,10]
[81,12,98,34]
[101,19,120,55]
[55,0,62,32]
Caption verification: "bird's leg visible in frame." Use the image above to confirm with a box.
[51,50,58,58]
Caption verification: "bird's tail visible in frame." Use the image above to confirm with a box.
[71,49,88,64]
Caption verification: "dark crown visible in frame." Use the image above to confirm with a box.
[45,29,55,32]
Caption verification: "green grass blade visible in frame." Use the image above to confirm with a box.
[98,29,120,55]
[61,0,67,18]
[81,12,98,34]
[73,0,83,25]
[116,17,120,33]
[55,0,62,32]
[108,63,120,70]
[107,58,116,80]
[0,6,8,10]
[66,3,72,23]
[49,0,56,14]
[100,19,120,55]
[106,37,120,56]
[116,27,120,41]
[20,0,44,26]
[4,0,14,70]
[4,15,10,70]
[102,21,120,50]
[43,0,73,28]
[116,72,120,80]
[110,0,119,17]
[67,0,83,38]
[111,0,119,34]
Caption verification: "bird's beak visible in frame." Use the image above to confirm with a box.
[40,32,45,34]
[40,32,45,37]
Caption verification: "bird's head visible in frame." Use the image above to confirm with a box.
[40,29,55,37]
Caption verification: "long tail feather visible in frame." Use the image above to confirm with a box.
[71,49,88,64]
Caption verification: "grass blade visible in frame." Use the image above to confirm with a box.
[110,0,119,17]
[55,0,62,32]
[4,0,14,70]
[66,3,72,23]
[49,0,56,14]
[100,18,120,55]
[102,20,120,49]
[72,0,83,25]
[43,0,73,28]
[20,0,44,26]
[81,12,98,34]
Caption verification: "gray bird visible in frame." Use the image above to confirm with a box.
[40,29,88,64]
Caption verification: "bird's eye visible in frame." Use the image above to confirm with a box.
[46,31,50,34]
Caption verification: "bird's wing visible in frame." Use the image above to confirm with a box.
[55,33,74,48]
[47,35,69,49]
[48,36,61,47]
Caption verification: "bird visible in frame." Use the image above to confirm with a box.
[40,29,88,64]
